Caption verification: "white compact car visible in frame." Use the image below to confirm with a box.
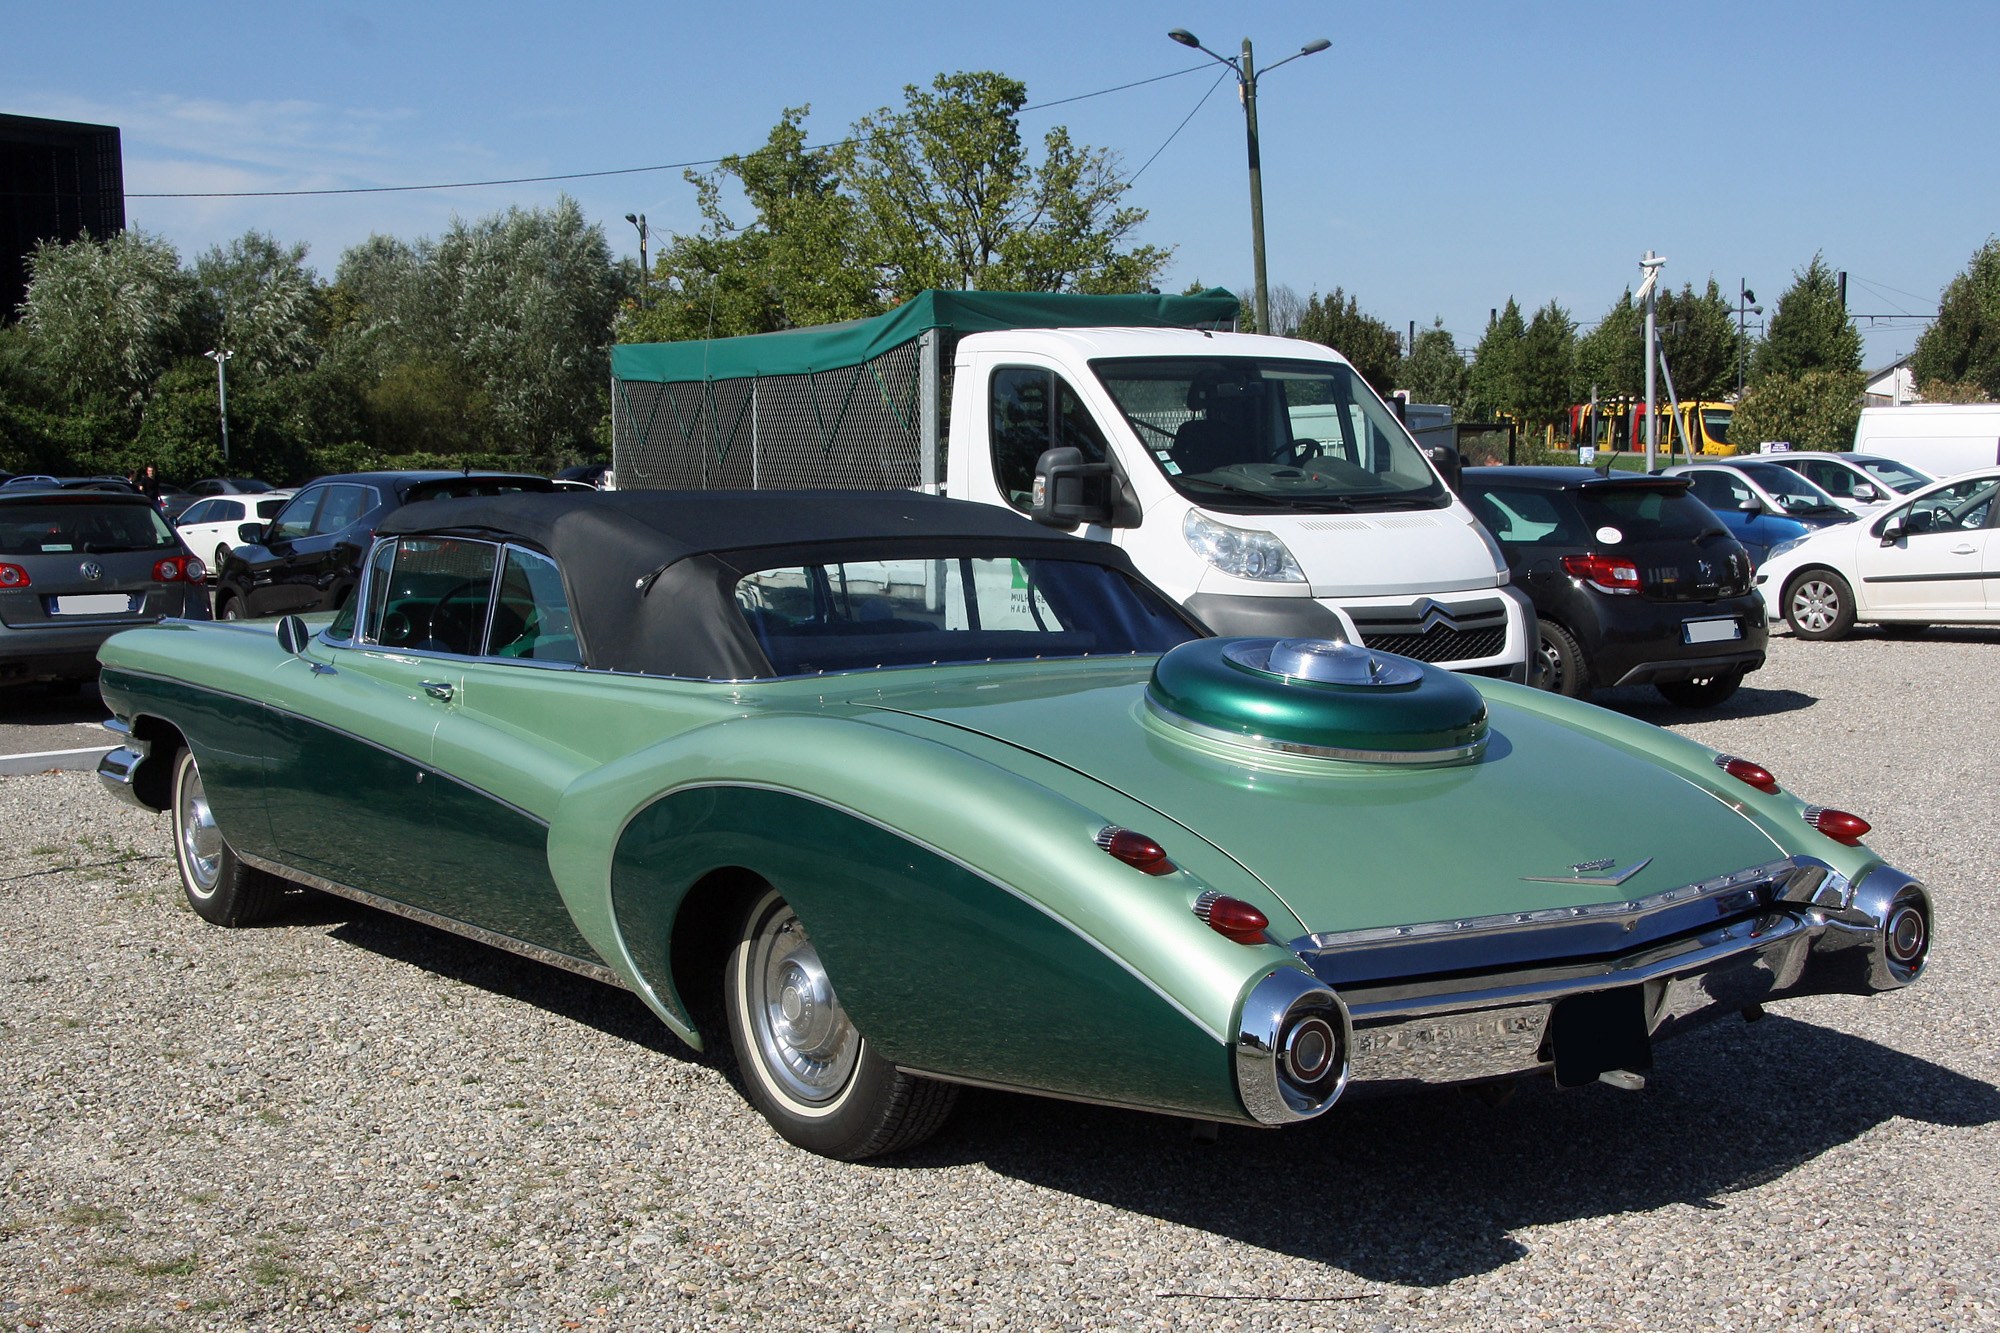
[175,489,295,579]
[1761,452,1934,516]
[1755,467,2000,639]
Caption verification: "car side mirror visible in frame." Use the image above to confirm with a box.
[275,615,311,656]
[238,522,268,545]
[1852,482,1878,502]
[1879,514,1906,545]
[1029,446,1117,529]
[1738,497,1762,513]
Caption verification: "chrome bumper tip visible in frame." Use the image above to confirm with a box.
[95,745,152,810]
[1234,968,1352,1124]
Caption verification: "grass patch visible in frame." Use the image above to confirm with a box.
[256,1108,286,1126]
[249,1252,299,1286]
[66,1204,129,1229]
[136,1254,198,1278]
[186,1189,219,1205]
[75,1284,131,1307]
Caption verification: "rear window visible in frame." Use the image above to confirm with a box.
[255,497,289,519]
[0,502,179,556]
[733,556,1196,676]
[1469,485,1720,545]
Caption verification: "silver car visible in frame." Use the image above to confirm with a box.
[0,489,210,688]
[1761,452,1933,516]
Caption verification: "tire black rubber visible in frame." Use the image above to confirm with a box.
[1536,619,1591,698]
[216,595,241,621]
[1656,669,1745,708]
[723,887,957,1160]
[171,749,282,927]
[1785,568,1857,641]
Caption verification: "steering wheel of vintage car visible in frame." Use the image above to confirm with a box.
[420,579,481,649]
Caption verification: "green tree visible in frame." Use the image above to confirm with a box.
[1657,279,1742,402]
[842,72,1169,301]
[1467,299,1527,420]
[1400,319,1468,410]
[17,230,200,408]
[1573,291,1643,402]
[1292,288,1401,396]
[624,108,882,344]
[194,232,323,376]
[1517,300,1576,429]
[1754,254,1861,382]
[1910,237,2000,400]
[1727,368,1864,451]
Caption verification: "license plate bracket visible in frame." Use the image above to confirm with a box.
[1683,616,1741,644]
[1548,987,1653,1089]
[51,594,137,616]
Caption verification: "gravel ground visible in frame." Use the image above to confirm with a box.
[3,626,1998,1332]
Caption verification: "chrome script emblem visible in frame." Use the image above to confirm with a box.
[1521,856,1653,886]
[79,562,102,582]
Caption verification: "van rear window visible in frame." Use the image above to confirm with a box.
[0,503,179,556]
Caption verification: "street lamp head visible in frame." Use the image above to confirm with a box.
[1168,28,1200,47]
[1744,289,1757,304]
[625,213,638,224]
[1750,305,1763,315]
[1300,38,1331,54]
[205,349,231,363]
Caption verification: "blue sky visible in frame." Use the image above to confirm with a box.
[10,0,1996,370]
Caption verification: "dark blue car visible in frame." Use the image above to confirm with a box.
[1660,461,1856,565]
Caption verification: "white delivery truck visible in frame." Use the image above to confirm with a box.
[1851,403,2000,478]
[610,289,1531,681]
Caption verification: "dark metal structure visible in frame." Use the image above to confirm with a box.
[1,114,125,321]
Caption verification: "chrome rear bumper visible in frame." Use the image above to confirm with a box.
[1233,857,1931,1123]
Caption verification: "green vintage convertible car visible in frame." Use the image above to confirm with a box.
[96,491,1931,1159]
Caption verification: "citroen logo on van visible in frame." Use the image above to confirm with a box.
[79,562,102,582]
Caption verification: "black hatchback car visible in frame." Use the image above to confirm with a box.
[0,488,209,688]
[1461,467,1767,707]
[215,471,554,619]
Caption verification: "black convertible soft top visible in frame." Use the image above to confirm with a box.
[377,489,1182,677]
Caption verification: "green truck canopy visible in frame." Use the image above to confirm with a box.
[611,288,1240,384]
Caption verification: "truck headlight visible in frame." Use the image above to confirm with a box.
[1183,511,1305,582]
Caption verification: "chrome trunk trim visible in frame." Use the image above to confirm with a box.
[233,850,625,990]
[1143,695,1487,766]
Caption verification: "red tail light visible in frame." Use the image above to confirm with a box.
[152,555,204,583]
[1193,891,1270,944]
[1714,754,1778,794]
[0,563,29,588]
[1560,553,1642,595]
[1096,826,1175,876]
[1804,806,1871,845]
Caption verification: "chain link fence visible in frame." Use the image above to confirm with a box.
[613,338,929,491]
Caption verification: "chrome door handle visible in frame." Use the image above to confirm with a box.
[421,680,454,702]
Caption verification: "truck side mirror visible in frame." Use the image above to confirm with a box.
[1030,447,1117,529]
[238,522,269,545]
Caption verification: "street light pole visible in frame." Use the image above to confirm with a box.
[625,213,649,310]
[1168,28,1329,336]
[204,349,233,463]
[1638,252,1665,473]
[1735,281,1761,397]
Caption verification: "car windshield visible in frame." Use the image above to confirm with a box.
[1090,356,1446,512]
[1856,457,1931,491]
[1739,463,1845,512]
[0,502,178,555]
[734,556,1197,676]
[1467,484,1723,546]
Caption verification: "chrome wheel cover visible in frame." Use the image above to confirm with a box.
[1538,633,1565,692]
[745,905,858,1105]
[1790,579,1841,633]
[177,758,224,896]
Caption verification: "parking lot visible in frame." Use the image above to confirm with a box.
[2,626,1997,1332]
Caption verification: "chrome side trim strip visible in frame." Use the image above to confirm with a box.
[1293,855,1810,954]
[1143,695,1487,766]
[234,849,624,990]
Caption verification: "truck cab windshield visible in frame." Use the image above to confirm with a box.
[1090,356,1446,512]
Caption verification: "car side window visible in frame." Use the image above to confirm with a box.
[268,488,324,541]
[312,484,370,536]
[484,547,580,663]
[216,500,246,522]
[179,500,214,525]
[361,537,498,655]
[1469,489,1572,544]
[990,366,1112,511]
[1902,479,1999,535]
[1803,460,1856,497]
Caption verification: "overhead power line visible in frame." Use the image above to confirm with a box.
[79,63,1212,201]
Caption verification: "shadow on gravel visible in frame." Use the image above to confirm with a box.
[1591,682,1819,724]
[307,899,691,1061]
[898,1014,2000,1287]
